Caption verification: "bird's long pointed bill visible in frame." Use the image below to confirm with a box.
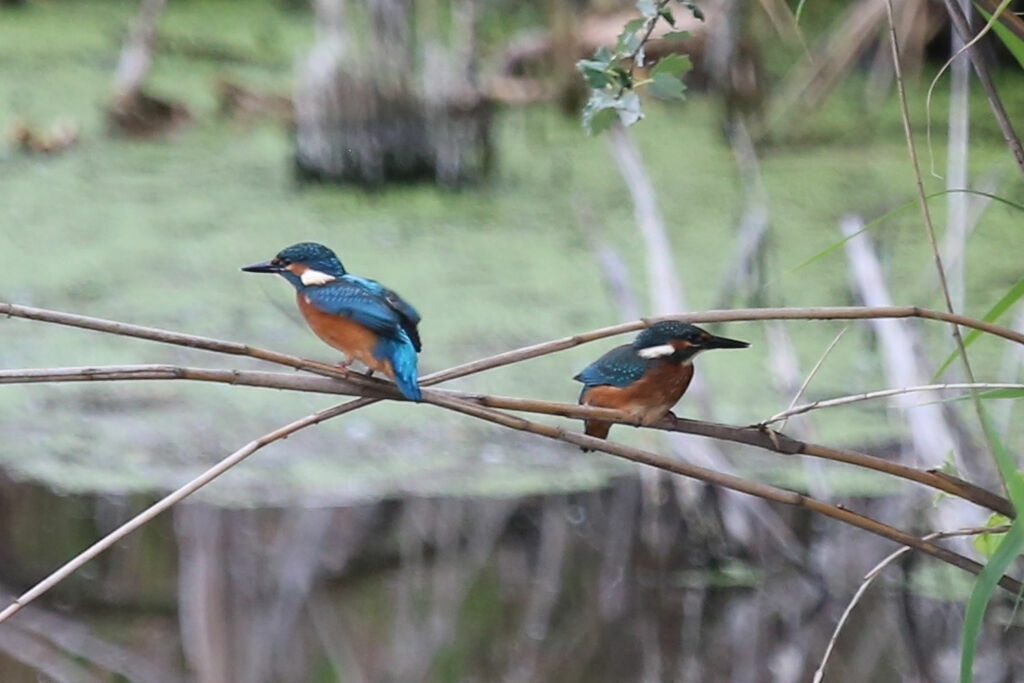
[704,335,750,350]
[241,260,282,273]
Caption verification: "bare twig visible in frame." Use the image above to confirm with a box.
[0,363,1015,518]
[813,524,1011,682]
[763,383,1024,425]
[777,327,847,432]
[7,303,1024,388]
[428,305,1024,383]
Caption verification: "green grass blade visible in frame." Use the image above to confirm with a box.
[976,4,1024,71]
[977,388,1024,399]
[934,275,1024,379]
[794,0,809,23]
[960,519,1024,683]
[960,407,1024,683]
[980,405,1024,506]
[783,189,1024,278]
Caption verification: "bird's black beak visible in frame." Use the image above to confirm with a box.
[702,334,750,350]
[241,260,283,274]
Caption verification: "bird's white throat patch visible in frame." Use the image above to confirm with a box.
[300,268,337,286]
[637,344,676,359]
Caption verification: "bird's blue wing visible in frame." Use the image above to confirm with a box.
[304,279,405,340]
[573,345,648,388]
[341,274,422,351]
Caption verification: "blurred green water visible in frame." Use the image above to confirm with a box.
[1,0,1024,501]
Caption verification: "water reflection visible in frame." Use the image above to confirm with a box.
[1,476,1022,682]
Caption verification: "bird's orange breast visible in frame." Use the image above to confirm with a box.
[296,293,394,377]
[581,361,694,425]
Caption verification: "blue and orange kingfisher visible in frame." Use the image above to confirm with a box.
[574,321,749,447]
[242,242,423,401]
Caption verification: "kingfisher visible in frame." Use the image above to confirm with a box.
[574,321,748,447]
[242,242,423,401]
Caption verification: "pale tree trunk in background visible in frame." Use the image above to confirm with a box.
[294,0,492,186]
[607,123,801,554]
[108,0,190,136]
[111,0,166,100]
[840,216,985,539]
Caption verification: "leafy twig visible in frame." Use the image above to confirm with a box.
[577,0,701,133]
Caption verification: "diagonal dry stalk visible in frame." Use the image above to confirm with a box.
[884,0,973,377]
[0,364,1014,518]
[2,301,1024,623]
[0,397,375,624]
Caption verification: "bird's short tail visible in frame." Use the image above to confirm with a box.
[378,331,422,401]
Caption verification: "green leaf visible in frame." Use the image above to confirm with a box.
[976,3,1024,72]
[973,513,1012,558]
[662,30,692,40]
[960,518,1024,682]
[610,64,633,89]
[933,274,1024,380]
[978,388,1024,400]
[794,0,808,23]
[979,405,1024,507]
[588,108,618,135]
[617,18,647,52]
[959,408,1024,683]
[582,90,618,135]
[581,90,645,134]
[578,61,612,89]
[651,53,693,77]
[621,17,647,34]
[648,72,686,100]
[680,0,704,21]
[659,7,676,26]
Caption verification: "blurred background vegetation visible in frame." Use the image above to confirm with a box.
[2,0,1024,680]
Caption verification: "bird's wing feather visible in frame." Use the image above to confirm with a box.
[341,275,422,351]
[573,345,648,387]
[303,280,404,339]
